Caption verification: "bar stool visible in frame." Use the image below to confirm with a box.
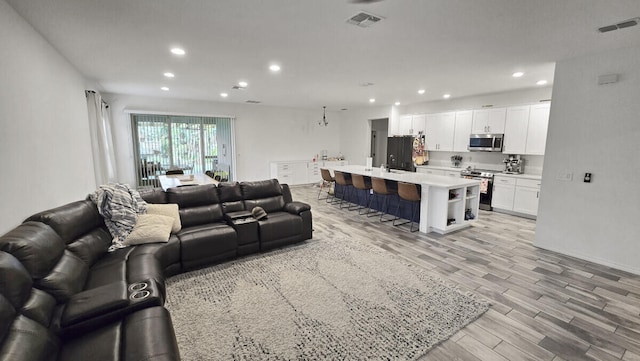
[334,171,354,209]
[368,177,398,222]
[393,182,421,232]
[350,174,372,214]
[317,168,335,202]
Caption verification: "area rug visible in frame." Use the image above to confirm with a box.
[164,238,489,360]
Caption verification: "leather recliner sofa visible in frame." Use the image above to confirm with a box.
[0,179,312,361]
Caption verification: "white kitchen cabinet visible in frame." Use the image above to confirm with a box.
[453,110,473,152]
[472,108,506,134]
[491,176,516,210]
[270,160,337,185]
[411,114,426,135]
[307,162,321,184]
[425,112,455,151]
[398,115,413,135]
[525,103,550,155]
[513,178,541,215]
[503,105,531,154]
[388,116,400,136]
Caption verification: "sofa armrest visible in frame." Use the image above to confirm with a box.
[283,201,311,215]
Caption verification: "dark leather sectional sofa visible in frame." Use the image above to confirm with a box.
[0,179,312,361]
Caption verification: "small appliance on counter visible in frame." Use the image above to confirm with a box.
[503,154,524,174]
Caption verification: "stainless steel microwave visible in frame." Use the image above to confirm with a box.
[468,133,504,152]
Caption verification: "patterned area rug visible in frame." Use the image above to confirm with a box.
[165,238,489,360]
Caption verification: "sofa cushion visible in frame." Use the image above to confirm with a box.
[20,289,56,327]
[166,184,219,208]
[25,200,103,244]
[138,187,167,204]
[0,315,60,361]
[241,179,285,213]
[146,204,182,233]
[257,211,303,243]
[0,252,32,308]
[35,250,88,303]
[0,295,15,343]
[218,182,245,213]
[0,222,65,280]
[66,228,111,267]
[124,214,174,246]
[178,222,237,269]
[84,248,134,290]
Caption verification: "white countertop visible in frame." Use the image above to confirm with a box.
[417,165,542,180]
[494,173,542,180]
[333,165,480,189]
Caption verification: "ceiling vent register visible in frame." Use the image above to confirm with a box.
[346,11,383,28]
[598,17,639,33]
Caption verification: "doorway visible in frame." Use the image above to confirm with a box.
[370,118,388,167]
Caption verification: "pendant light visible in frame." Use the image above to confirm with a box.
[319,106,328,126]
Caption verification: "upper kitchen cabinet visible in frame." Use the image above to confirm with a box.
[471,107,506,134]
[411,114,426,135]
[425,112,455,151]
[525,103,550,155]
[453,110,473,152]
[503,105,531,154]
[398,115,413,135]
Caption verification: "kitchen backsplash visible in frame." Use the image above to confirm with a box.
[426,151,544,175]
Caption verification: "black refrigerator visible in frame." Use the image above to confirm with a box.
[386,135,426,172]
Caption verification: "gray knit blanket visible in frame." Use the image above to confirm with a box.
[89,183,147,251]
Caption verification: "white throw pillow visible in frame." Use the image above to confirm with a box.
[124,214,174,245]
[146,203,182,233]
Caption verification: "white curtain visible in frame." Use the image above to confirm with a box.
[86,91,118,185]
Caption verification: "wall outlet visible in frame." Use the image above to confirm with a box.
[556,170,573,181]
[584,173,592,183]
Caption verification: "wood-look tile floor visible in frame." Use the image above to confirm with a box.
[290,185,640,361]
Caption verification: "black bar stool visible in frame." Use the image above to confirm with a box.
[318,168,335,202]
[393,182,421,232]
[368,177,398,222]
[351,174,372,214]
[334,171,354,209]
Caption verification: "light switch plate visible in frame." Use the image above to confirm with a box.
[556,170,573,181]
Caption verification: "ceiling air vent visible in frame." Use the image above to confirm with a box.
[598,17,639,33]
[245,100,261,104]
[346,11,383,28]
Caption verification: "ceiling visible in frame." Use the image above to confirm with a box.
[7,0,640,110]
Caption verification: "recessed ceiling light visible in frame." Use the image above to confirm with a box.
[163,72,175,78]
[369,98,376,103]
[220,93,228,98]
[170,48,185,55]
[269,64,281,72]
[394,101,401,106]
[443,94,451,99]
[238,81,248,88]
[160,87,169,91]
[512,71,524,78]
[418,89,425,94]
[536,80,548,85]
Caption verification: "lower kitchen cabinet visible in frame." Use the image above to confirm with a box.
[270,160,347,185]
[492,175,540,218]
[492,176,516,210]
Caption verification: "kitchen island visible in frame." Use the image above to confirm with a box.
[332,165,481,234]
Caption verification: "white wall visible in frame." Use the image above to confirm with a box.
[102,94,342,185]
[0,1,95,234]
[339,106,394,166]
[535,46,640,275]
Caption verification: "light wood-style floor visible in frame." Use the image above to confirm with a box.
[290,185,640,361]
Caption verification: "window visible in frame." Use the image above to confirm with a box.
[132,114,234,187]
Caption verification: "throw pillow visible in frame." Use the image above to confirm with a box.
[124,214,174,245]
[146,203,182,233]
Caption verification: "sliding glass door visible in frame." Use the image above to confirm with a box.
[132,114,234,187]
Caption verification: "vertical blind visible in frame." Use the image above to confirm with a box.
[131,114,234,187]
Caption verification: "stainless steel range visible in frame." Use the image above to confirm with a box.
[460,168,499,210]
